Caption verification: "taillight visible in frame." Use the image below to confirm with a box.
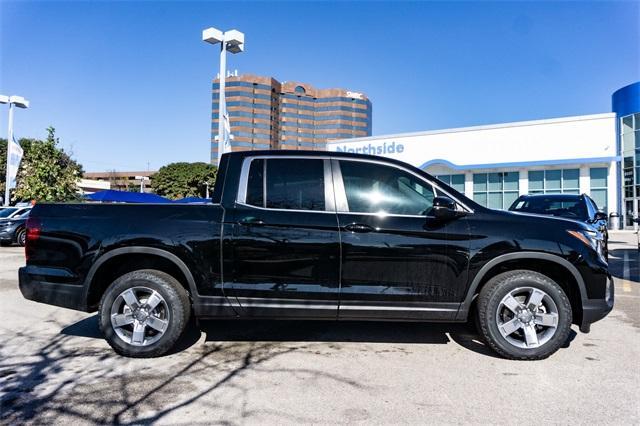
[25,217,41,261]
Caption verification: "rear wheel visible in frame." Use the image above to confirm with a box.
[477,270,573,360]
[16,228,26,247]
[99,269,191,357]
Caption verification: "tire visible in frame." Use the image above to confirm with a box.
[99,269,191,358]
[16,228,26,247]
[477,270,572,360]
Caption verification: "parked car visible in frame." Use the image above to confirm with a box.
[19,151,613,360]
[0,209,31,246]
[508,194,608,258]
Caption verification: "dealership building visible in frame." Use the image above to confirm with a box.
[327,82,640,228]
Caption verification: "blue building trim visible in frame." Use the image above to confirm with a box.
[418,156,620,171]
[612,82,640,118]
[612,81,639,223]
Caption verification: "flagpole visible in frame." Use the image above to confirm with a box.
[4,103,14,206]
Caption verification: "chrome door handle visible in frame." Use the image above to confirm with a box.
[343,223,375,233]
[239,217,265,226]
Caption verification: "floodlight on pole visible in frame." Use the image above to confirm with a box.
[1,94,29,206]
[202,27,245,165]
[135,176,150,193]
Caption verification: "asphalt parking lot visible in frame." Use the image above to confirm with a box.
[1,234,639,425]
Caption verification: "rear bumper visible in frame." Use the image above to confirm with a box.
[579,276,614,333]
[19,266,87,311]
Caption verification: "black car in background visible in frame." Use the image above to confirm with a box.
[0,208,31,246]
[508,194,608,256]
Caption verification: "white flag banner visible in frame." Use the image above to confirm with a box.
[7,136,24,190]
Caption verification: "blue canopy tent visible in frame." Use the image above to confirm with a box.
[84,190,172,203]
[173,197,211,204]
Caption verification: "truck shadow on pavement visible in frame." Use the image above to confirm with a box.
[1,328,356,424]
[1,316,577,424]
[59,314,505,359]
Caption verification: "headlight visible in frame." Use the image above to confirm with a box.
[567,229,604,258]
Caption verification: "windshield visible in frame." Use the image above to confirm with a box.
[0,208,18,218]
[15,210,31,219]
[509,196,588,220]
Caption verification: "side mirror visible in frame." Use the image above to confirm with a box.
[431,196,462,220]
[594,211,607,222]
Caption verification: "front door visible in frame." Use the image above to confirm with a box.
[332,159,470,320]
[224,156,340,318]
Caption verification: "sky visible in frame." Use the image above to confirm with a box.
[1,1,638,172]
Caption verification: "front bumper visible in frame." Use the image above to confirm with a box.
[19,266,87,311]
[579,276,614,333]
[0,229,14,241]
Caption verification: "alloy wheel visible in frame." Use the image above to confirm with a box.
[495,286,559,349]
[110,286,170,346]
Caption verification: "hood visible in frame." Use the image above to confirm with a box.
[489,208,592,231]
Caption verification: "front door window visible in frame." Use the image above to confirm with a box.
[339,160,435,215]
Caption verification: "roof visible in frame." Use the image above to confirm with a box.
[519,193,585,199]
[222,149,421,170]
[326,112,616,144]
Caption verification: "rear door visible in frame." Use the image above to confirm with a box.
[224,156,341,318]
[332,158,470,320]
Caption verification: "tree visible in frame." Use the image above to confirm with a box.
[151,162,217,200]
[3,127,84,203]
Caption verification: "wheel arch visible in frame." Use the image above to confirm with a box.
[458,252,587,324]
[15,225,26,237]
[83,247,198,311]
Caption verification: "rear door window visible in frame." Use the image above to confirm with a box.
[243,158,327,212]
[266,159,325,211]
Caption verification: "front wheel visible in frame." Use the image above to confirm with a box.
[477,270,573,360]
[99,269,191,357]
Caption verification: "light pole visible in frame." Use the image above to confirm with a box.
[135,176,150,193]
[202,27,244,165]
[0,95,29,206]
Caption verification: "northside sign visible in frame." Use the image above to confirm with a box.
[333,141,405,156]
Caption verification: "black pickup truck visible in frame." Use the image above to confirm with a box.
[19,150,613,360]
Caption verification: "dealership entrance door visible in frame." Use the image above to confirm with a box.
[625,199,637,228]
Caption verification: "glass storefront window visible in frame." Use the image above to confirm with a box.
[623,132,635,152]
[473,173,487,192]
[590,167,608,212]
[488,173,502,191]
[504,172,519,191]
[472,172,519,209]
[529,171,544,192]
[435,174,465,194]
[622,113,640,227]
[562,169,579,189]
[527,169,579,194]
[504,191,519,209]
[622,115,634,134]
[545,170,561,190]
